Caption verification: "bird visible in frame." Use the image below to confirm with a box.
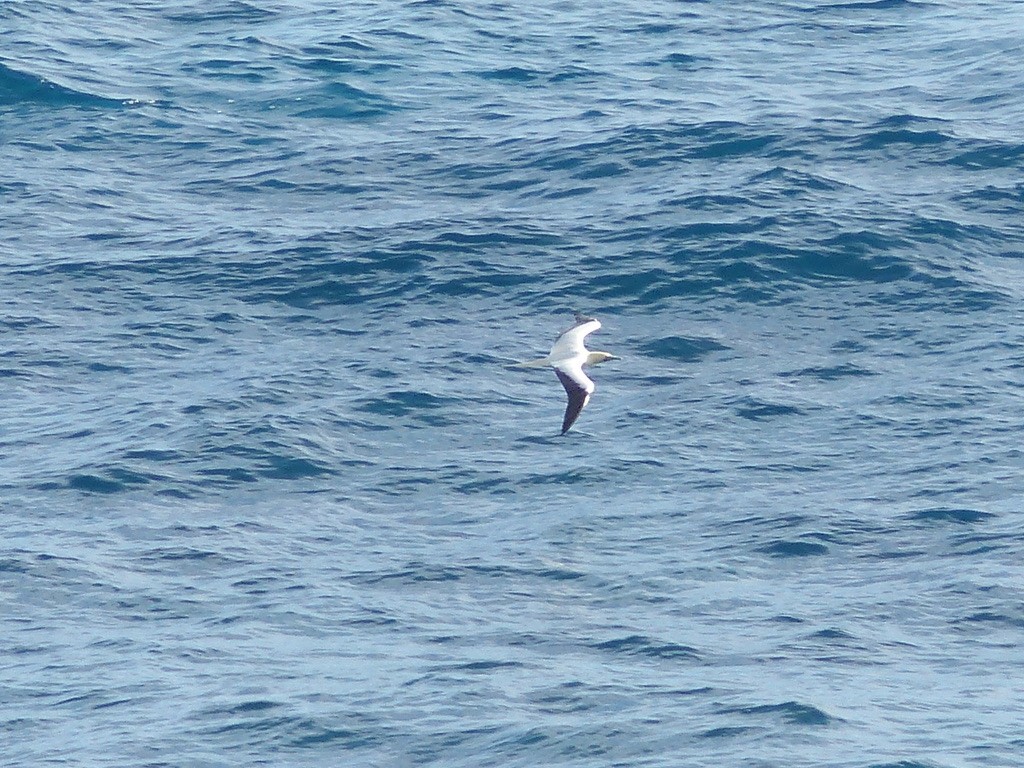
[515,313,618,434]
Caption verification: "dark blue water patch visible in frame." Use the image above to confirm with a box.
[693,133,783,159]
[65,471,143,494]
[953,183,1024,217]
[224,700,283,715]
[92,697,136,711]
[292,56,395,77]
[517,122,783,175]
[164,1,277,24]
[181,58,271,84]
[874,113,949,130]
[288,723,385,750]
[700,725,759,739]
[949,140,1024,171]
[538,184,597,200]
[291,81,399,120]
[949,532,1012,558]
[0,557,30,574]
[809,628,856,641]
[589,634,700,661]
[954,611,1024,630]
[350,562,569,587]
[867,761,944,768]
[720,701,833,726]
[759,540,830,558]
[427,226,567,249]
[771,238,914,284]
[640,335,730,363]
[141,546,220,563]
[455,475,518,495]
[356,390,455,417]
[583,268,707,305]
[734,398,803,421]
[909,507,995,525]
[449,660,524,673]
[517,467,608,486]
[629,22,682,35]
[197,466,259,485]
[427,266,540,299]
[290,38,394,76]
[476,66,542,83]
[548,65,603,83]
[863,547,928,561]
[123,449,183,462]
[572,161,628,181]
[1,314,56,332]
[0,63,125,109]
[529,682,605,715]
[855,115,955,152]
[117,593,201,622]
[664,52,702,68]
[832,339,868,353]
[347,611,399,629]
[672,193,751,211]
[808,0,929,11]
[300,38,377,56]
[746,165,848,196]
[237,254,432,308]
[86,361,133,374]
[258,455,332,480]
[783,363,877,381]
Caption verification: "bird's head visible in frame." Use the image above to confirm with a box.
[586,351,619,366]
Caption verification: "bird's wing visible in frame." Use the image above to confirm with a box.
[548,315,601,361]
[554,361,595,434]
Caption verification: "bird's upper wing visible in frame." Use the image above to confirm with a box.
[554,360,595,434]
[548,315,601,361]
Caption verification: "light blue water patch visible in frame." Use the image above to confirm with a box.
[3,1,1024,767]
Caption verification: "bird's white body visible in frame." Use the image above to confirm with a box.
[516,314,616,434]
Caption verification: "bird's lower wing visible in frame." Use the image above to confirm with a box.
[555,368,592,434]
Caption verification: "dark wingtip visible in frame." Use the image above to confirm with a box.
[573,311,596,324]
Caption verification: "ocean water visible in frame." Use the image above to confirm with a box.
[3,1,1024,765]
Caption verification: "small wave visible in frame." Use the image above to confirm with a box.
[783,363,877,381]
[291,81,399,120]
[955,611,1024,630]
[758,540,830,557]
[590,634,700,661]
[857,127,953,150]
[701,725,760,739]
[356,390,456,417]
[734,398,803,421]
[951,140,1024,170]
[64,466,163,494]
[909,507,995,525]
[258,455,332,480]
[476,66,542,83]
[719,700,833,726]
[808,0,929,11]
[165,1,277,24]
[0,62,124,109]
[640,335,730,362]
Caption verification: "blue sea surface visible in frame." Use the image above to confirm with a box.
[3,1,1024,766]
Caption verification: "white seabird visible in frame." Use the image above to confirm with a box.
[516,313,618,434]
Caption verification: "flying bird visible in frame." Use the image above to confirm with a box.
[516,313,618,434]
